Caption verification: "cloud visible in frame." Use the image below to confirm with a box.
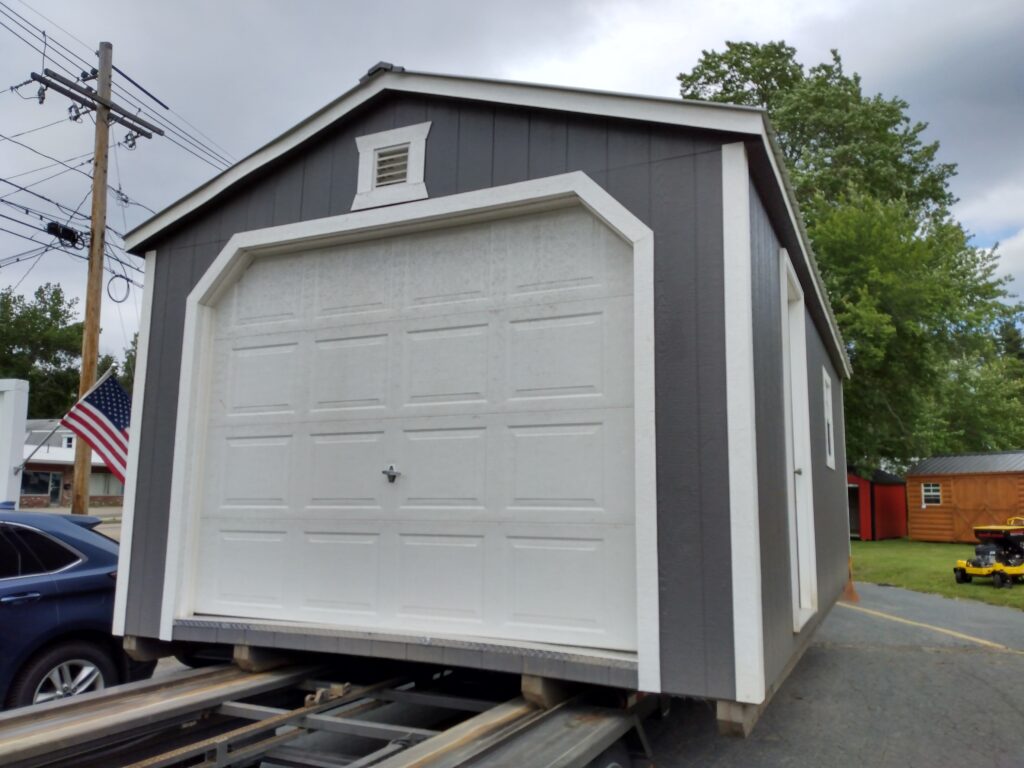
[995,227,1024,296]
[1,0,1022,360]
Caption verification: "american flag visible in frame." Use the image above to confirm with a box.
[60,372,132,483]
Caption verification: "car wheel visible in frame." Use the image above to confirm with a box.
[8,641,119,708]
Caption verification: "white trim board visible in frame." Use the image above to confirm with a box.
[112,249,157,636]
[121,68,848,379]
[722,142,766,705]
[158,171,662,692]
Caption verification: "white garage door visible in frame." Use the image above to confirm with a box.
[193,205,637,651]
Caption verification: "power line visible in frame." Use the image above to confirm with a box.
[2,4,235,177]
[1,116,70,141]
[0,129,93,181]
[0,10,80,84]
[0,176,92,220]
[1,2,234,170]
[6,149,94,180]
[0,224,140,285]
[0,131,153,212]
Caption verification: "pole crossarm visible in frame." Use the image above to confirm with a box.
[40,68,164,136]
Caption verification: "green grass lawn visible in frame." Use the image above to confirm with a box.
[851,538,1024,610]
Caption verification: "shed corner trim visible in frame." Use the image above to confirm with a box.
[723,141,766,704]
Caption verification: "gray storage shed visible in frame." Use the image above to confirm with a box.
[116,64,851,714]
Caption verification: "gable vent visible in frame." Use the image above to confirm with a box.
[375,144,410,187]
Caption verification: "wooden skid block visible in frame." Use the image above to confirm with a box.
[521,674,574,710]
[233,644,294,673]
[716,699,764,738]
[123,635,174,662]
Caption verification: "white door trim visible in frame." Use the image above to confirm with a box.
[158,171,661,692]
[112,249,156,636]
[722,142,765,705]
[781,250,818,632]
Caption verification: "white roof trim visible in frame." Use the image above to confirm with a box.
[123,68,849,377]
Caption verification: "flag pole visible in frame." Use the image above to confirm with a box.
[12,421,64,477]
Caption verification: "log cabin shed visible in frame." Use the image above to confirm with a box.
[907,452,1024,543]
[116,63,851,713]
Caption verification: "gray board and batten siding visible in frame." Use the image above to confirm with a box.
[749,181,849,694]
[125,89,843,701]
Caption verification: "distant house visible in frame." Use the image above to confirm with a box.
[847,468,906,540]
[20,419,124,508]
[906,452,1024,542]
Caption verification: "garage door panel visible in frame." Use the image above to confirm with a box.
[396,533,487,623]
[404,323,490,406]
[503,297,633,408]
[195,205,637,651]
[306,430,387,512]
[398,427,488,512]
[296,530,381,617]
[233,253,305,327]
[400,228,494,309]
[311,333,391,412]
[501,526,635,649]
[315,241,396,319]
[221,434,293,509]
[195,520,290,615]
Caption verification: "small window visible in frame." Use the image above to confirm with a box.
[922,483,941,506]
[63,435,74,449]
[822,368,835,470]
[9,527,80,574]
[20,471,53,496]
[352,122,431,210]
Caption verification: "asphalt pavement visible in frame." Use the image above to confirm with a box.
[645,582,1024,767]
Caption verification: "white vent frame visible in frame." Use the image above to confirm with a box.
[351,121,431,210]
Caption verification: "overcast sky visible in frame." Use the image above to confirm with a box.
[2,0,1022,360]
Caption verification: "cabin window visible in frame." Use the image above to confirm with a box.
[922,482,941,506]
[822,368,835,470]
[352,121,431,210]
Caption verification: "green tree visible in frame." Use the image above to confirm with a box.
[679,43,1019,469]
[681,43,956,224]
[0,284,83,417]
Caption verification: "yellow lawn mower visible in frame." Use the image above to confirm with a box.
[954,517,1024,589]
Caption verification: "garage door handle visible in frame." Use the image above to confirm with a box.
[382,465,401,483]
[1,592,41,606]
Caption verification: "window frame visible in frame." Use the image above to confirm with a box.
[922,482,942,506]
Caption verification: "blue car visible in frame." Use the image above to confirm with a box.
[0,511,155,708]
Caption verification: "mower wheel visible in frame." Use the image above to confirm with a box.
[992,571,1011,589]
[954,568,971,584]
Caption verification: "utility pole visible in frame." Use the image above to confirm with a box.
[70,41,112,515]
[25,46,160,515]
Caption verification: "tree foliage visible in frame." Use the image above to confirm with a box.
[0,283,137,417]
[0,284,83,418]
[679,43,1021,470]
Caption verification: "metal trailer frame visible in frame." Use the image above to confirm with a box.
[0,664,654,768]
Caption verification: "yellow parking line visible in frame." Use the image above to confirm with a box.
[837,602,1024,655]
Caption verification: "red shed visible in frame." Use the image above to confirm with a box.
[847,469,907,540]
